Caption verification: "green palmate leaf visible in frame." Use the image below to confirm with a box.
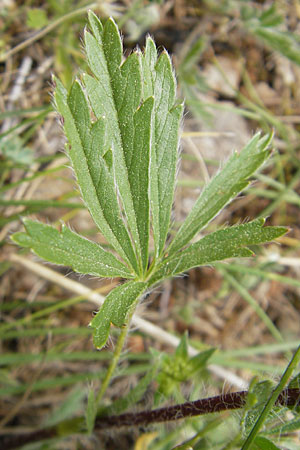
[83,12,153,272]
[149,219,286,285]
[90,280,147,349]
[142,37,183,258]
[9,12,289,360]
[54,78,138,273]
[11,219,133,279]
[167,133,273,256]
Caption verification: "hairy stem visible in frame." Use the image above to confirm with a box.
[95,388,300,429]
[1,388,299,450]
[95,300,138,405]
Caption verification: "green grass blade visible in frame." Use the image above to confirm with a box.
[219,268,283,342]
[86,389,97,434]
[0,198,83,208]
[0,364,150,396]
[242,345,300,450]
[0,164,66,194]
[11,219,133,278]
[0,351,151,365]
[167,133,273,255]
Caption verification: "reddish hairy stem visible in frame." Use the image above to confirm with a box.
[1,388,299,449]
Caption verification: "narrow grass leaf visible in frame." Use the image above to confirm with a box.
[0,365,151,396]
[142,38,183,257]
[149,218,287,285]
[99,366,157,417]
[242,345,300,450]
[268,417,300,435]
[167,133,273,255]
[0,198,83,209]
[84,12,153,271]
[90,281,147,349]
[54,78,138,272]
[258,4,283,27]
[86,389,97,434]
[11,219,133,278]
[44,387,84,427]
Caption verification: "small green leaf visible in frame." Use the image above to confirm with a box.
[54,77,138,273]
[90,281,147,349]
[131,96,154,270]
[142,39,183,257]
[156,335,215,398]
[259,4,283,27]
[87,10,103,40]
[187,348,216,377]
[142,37,156,99]
[244,4,300,66]
[149,218,287,285]
[255,28,300,66]
[167,133,273,256]
[84,13,153,272]
[175,331,189,360]
[253,436,281,450]
[11,219,133,279]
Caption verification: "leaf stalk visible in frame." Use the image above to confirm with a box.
[95,299,138,406]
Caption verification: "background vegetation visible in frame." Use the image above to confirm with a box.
[1,1,300,448]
